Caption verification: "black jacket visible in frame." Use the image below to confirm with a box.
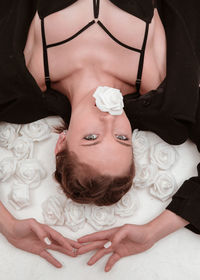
[1,0,200,233]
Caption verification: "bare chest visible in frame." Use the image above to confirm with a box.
[24,0,166,94]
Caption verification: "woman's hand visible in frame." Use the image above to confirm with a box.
[77,224,155,272]
[77,210,189,272]
[4,217,81,268]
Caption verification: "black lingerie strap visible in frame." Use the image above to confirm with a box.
[97,21,141,53]
[41,18,50,89]
[47,20,96,49]
[93,0,100,18]
[135,22,149,93]
[40,0,150,94]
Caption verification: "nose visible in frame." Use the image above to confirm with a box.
[99,112,117,132]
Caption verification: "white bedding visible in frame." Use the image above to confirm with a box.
[0,116,200,280]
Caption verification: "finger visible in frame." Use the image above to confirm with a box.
[45,226,74,252]
[78,227,119,243]
[87,247,112,266]
[29,219,52,245]
[68,239,82,249]
[111,227,129,248]
[78,240,107,255]
[105,253,121,272]
[48,244,77,257]
[39,250,62,268]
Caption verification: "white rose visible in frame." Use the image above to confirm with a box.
[15,159,46,189]
[132,129,149,159]
[93,86,124,115]
[8,182,30,210]
[42,196,66,226]
[19,119,51,142]
[0,157,17,182]
[0,123,21,149]
[149,171,177,202]
[133,163,158,189]
[12,136,33,160]
[114,190,138,217]
[64,199,86,232]
[150,142,177,170]
[85,205,116,230]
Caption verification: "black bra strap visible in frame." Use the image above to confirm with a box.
[47,20,95,48]
[135,22,149,93]
[41,18,51,90]
[93,0,100,18]
[97,21,142,53]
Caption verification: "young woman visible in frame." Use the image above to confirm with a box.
[0,0,200,271]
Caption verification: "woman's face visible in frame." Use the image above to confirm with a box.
[55,93,133,176]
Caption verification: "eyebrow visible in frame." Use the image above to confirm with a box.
[81,140,132,147]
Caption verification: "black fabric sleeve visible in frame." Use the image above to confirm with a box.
[173,0,200,65]
[0,0,14,18]
[166,164,200,234]
[167,89,200,234]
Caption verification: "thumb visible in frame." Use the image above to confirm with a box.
[111,225,130,247]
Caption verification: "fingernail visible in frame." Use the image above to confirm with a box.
[104,241,112,249]
[105,266,110,272]
[44,237,51,245]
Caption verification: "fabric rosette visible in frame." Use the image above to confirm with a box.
[133,163,158,189]
[42,196,66,226]
[149,171,177,201]
[0,123,21,149]
[150,142,177,170]
[93,86,124,115]
[0,157,17,182]
[114,190,138,217]
[64,199,86,232]
[19,119,51,142]
[15,159,46,189]
[132,129,149,159]
[56,185,66,195]
[12,136,33,160]
[85,205,116,230]
[8,182,30,210]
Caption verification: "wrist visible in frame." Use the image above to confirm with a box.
[0,202,16,237]
[144,210,189,244]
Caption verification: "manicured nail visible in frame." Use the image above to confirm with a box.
[44,237,51,245]
[104,241,112,249]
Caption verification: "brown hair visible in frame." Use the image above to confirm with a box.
[55,144,135,206]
